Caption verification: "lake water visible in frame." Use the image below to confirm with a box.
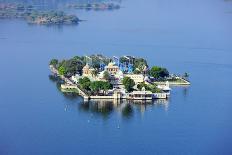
[0,0,232,154]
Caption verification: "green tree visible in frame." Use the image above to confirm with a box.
[137,82,161,93]
[133,69,141,74]
[49,59,58,67]
[90,81,99,94]
[58,58,84,77]
[66,58,84,76]
[102,81,112,94]
[137,82,147,90]
[103,71,111,81]
[58,66,66,75]
[120,57,128,63]
[149,84,162,93]
[134,58,148,71]
[149,66,169,79]
[183,72,189,80]
[122,77,135,92]
[90,81,112,95]
[79,77,91,90]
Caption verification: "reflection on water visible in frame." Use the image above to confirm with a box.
[80,100,114,119]
[49,75,169,119]
[64,95,169,119]
[121,103,133,119]
[183,86,189,98]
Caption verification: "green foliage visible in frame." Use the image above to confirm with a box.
[89,54,111,69]
[122,77,135,92]
[103,71,111,81]
[58,66,66,75]
[137,82,147,90]
[79,77,91,85]
[0,4,79,25]
[89,81,99,92]
[149,66,169,79]
[90,81,112,95]
[149,84,162,93]
[79,77,91,90]
[183,72,189,78]
[49,59,58,67]
[73,56,85,61]
[134,58,148,71]
[119,57,128,63]
[137,82,162,93]
[56,58,84,77]
[26,11,79,25]
[133,69,141,74]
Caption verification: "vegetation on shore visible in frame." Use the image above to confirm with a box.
[50,57,84,77]
[79,77,113,95]
[149,66,169,80]
[26,11,79,25]
[0,3,79,25]
[49,54,111,77]
[67,2,120,11]
[137,82,162,93]
[49,54,189,95]
[50,55,172,80]
[122,77,135,92]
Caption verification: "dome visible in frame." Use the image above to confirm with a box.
[108,62,115,67]
[83,63,90,70]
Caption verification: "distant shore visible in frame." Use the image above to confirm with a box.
[0,3,79,25]
[67,3,120,11]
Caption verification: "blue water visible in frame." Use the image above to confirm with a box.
[0,0,232,154]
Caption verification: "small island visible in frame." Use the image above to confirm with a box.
[0,3,79,25]
[49,54,190,101]
[67,2,120,11]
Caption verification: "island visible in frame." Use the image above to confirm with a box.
[67,2,120,11]
[0,3,79,25]
[49,54,190,101]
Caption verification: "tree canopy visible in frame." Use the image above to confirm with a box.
[79,77,91,90]
[49,59,58,67]
[90,81,112,95]
[58,66,66,75]
[55,58,84,77]
[122,77,135,92]
[103,71,111,81]
[137,82,162,93]
[149,66,169,79]
[134,58,148,72]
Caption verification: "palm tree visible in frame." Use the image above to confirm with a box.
[183,72,189,80]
